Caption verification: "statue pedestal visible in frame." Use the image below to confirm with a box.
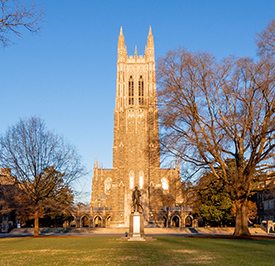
[128,212,145,241]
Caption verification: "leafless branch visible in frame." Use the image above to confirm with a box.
[0,0,44,46]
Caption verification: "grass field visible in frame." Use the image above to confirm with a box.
[0,236,274,265]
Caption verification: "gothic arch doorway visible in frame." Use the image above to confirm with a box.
[171,215,180,227]
[94,216,102,228]
[81,216,89,227]
[185,215,192,227]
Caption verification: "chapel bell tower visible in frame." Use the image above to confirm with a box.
[112,27,161,222]
[90,27,181,228]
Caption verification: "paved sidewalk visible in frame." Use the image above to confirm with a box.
[1,227,272,238]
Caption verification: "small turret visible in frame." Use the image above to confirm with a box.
[134,45,138,60]
[94,157,98,180]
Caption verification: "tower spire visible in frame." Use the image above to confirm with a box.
[118,26,127,62]
[145,26,154,61]
[149,26,152,36]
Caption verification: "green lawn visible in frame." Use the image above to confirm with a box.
[0,236,274,265]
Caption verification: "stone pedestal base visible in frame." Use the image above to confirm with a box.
[128,212,145,241]
[128,236,145,241]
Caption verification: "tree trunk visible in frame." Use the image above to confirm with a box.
[34,210,39,237]
[233,198,250,236]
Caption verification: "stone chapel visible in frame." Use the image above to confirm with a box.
[90,27,191,228]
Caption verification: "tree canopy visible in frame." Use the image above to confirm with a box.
[157,21,275,236]
[195,171,234,226]
[0,117,86,236]
[256,19,275,57]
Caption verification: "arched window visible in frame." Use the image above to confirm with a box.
[129,171,134,189]
[138,75,144,105]
[161,178,168,190]
[105,177,112,194]
[128,76,134,105]
[139,171,144,189]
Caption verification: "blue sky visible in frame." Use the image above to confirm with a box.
[1,0,275,203]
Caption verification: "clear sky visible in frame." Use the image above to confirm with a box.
[1,0,275,203]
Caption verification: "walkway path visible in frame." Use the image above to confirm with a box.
[1,227,272,238]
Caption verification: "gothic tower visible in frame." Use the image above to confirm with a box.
[91,27,181,228]
[112,26,160,224]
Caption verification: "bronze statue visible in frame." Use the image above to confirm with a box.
[132,186,141,213]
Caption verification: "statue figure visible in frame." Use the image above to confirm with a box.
[132,186,141,213]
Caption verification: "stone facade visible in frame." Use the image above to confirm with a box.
[90,28,190,228]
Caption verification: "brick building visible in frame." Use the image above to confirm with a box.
[0,168,17,232]
[90,28,192,228]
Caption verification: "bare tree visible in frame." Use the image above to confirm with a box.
[256,19,275,57]
[0,0,44,47]
[157,47,275,236]
[0,117,86,236]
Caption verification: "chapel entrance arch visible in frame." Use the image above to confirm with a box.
[81,216,89,227]
[94,216,103,228]
[171,215,180,227]
[185,215,193,227]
